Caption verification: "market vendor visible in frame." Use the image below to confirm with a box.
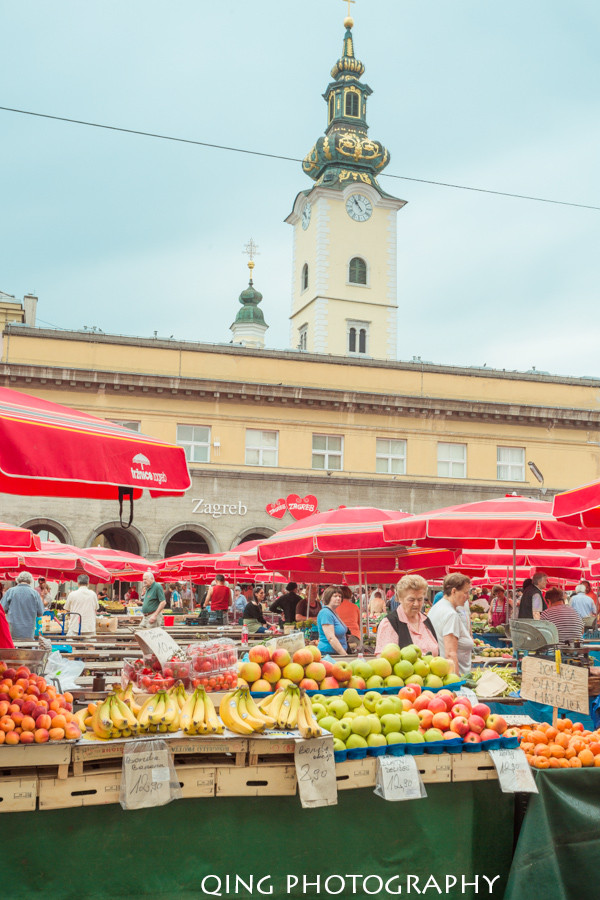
[488,585,512,628]
[140,571,166,628]
[375,574,439,656]
[201,574,232,614]
[427,573,475,675]
[269,582,300,623]
[317,586,348,656]
[64,574,99,637]
[242,586,268,633]
[1,572,44,640]
[541,587,584,643]
[336,585,361,639]
[295,585,321,623]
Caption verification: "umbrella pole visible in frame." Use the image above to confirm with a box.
[358,551,364,652]
[511,541,517,622]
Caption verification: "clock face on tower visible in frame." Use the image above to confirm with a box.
[346,193,373,222]
[301,201,312,230]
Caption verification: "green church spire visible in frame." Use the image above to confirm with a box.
[302,11,391,195]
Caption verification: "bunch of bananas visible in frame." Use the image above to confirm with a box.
[80,682,189,740]
[219,687,277,735]
[258,685,322,739]
[180,686,222,735]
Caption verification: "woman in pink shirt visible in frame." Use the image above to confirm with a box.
[375,574,439,656]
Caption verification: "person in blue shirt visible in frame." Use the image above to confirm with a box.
[317,586,348,656]
[570,584,596,620]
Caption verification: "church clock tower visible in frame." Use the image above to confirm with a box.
[286,12,406,359]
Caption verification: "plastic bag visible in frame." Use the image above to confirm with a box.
[120,739,182,810]
[43,650,85,692]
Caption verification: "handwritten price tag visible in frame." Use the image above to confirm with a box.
[375,755,427,802]
[294,735,337,808]
[120,740,181,810]
[488,748,539,794]
[135,627,181,667]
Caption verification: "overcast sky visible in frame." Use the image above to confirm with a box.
[2,1,599,377]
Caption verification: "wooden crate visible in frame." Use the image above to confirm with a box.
[0,742,71,779]
[176,761,216,798]
[71,734,247,775]
[451,751,498,782]
[247,736,296,766]
[39,767,123,810]
[335,757,377,790]
[216,763,297,797]
[0,775,38,813]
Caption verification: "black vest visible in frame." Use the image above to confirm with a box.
[385,610,437,649]
[518,582,542,619]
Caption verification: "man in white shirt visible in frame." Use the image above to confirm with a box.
[570,584,596,620]
[65,574,99,637]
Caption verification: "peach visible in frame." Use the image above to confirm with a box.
[36,714,52,731]
[51,714,67,730]
[49,727,65,741]
[21,716,36,732]
[21,700,36,716]
[11,712,24,727]
[19,731,35,744]
[5,730,20,745]
[65,723,82,740]
[0,701,8,717]
[34,728,50,743]
[0,731,4,744]
[0,716,15,733]
[8,685,24,700]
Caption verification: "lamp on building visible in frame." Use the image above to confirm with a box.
[527,460,546,495]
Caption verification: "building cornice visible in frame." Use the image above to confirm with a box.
[1,361,598,430]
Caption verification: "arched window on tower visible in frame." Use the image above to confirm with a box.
[301,263,309,291]
[348,257,367,285]
[359,328,367,354]
[328,95,334,123]
[347,320,369,356]
[345,90,359,117]
[348,327,356,353]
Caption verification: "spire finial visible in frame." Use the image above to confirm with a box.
[243,238,260,284]
[342,0,355,28]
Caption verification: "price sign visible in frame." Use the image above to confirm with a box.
[120,739,181,810]
[294,735,337,808]
[374,755,427,802]
[135,627,181,667]
[488,748,538,794]
[521,657,589,714]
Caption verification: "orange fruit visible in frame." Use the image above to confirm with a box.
[530,730,548,744]
[534,744,551,758]
[578,749,595,767]
[569,757,582,767]
[545,726,558,741]
[548,743,566,759]
[557,718,573,731]
[532,756,549,769]
[548,758,561,768]
[558,759,570,768]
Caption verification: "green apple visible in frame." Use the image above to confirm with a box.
[328,698,349,719]
[311,694,327,705]
[375,698,397,717]
[380,714,403,735]
[400,712,421,733]
[366,675,384,690]
[319,716,337,733]
[342,688,362,710]
[405,731,425,743]
[370,658,393,679]
[385,732,406,745]
[384,675,404,687]
[350,716,372,738]
[423,655,433,666]
[311,702,327,720]
[380,644,402,666]
[367,732,387,747]
[366,714,382,734]
[405,674,424,687]
[353,660,374,681]
[413,659,430,678]
[330,719,352,742]
[387,696,403,715]
[443,673,462,685]
[400,644,421,663]
[346,734,368,749]
[333,738,346,751]
[424,674,444,689]
[394,660,414,679]
[424,728,445,742]
[430,657,452,678]
[363,691,382,713]
[354,705,370,717]
[343,711,359,719]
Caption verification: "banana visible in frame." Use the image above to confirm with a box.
[138,694,160,729]
[257,692,277,713]
[237,690,266,732]
[245,692,276,728]
[109,696,129,731]
[74,708,88,730]
[299,692,322,739]
[180,691,196,734]
[219,691,254,735]
[98,697,114,732]
[267,689,286,722]
[114,696,139,732]
[162,693,179,727]
[192,689,206,733]
[176,685,188,710]
[148,692,167,725]
[285,689,301,729]
[276,688,294,729]
[296,695,309,737]
[203,693,223,734]
[91,705,112,740]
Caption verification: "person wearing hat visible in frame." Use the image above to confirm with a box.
[269,582,300,624]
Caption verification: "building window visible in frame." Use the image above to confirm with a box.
[328,94,334,123]
[109,419,140,432]
[298,325,308,351]
[347,320,369,355]
[376,438,407,475]
[177,424,211,463]
[348,257,367,285]
[245,429,278,467]
[497,446,525,481]
[312,434,343,471]
[437,442,467,478]
[301,263,309,292]
[345,90,359,117]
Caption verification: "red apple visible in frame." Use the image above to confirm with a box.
[261,661,282,684]
[306,646,322,662]
[418,709,434,729]
[480,729,500,741]
[347,676,366,690]
[443,731,457,740]
[467,715,486,734]
[272,648,291,669]
[485,714,507,735]
[505,727,520,738]
[331,662,352,683]
[436,690,455,712]
[322,660,334,677]
[293,648,314,668]
[427,697,447,714]
[450,716,469,736]
[299,678,319,691]
[305,662,326,683]
[413,694,431,712]
[249,645,271,665]
[431,711,451,731]
[398,687,418,703]
[320,676,340,690]
[450,703,471,720]
[472,703,491,720]
[464,731,481,743]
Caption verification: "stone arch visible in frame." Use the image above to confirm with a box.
[159,522,220,558]
[21,517,73,545]
[230,526,276,549]
[86,521,149,557]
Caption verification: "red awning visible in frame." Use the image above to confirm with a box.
[0,522,41,551]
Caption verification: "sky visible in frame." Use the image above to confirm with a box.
[2,0,600,377]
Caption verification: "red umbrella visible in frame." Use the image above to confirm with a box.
[0,522,41,551]
[79,546,156,580]
[0,387,190,503]
[0,549,111,583]
[552,481,600,528]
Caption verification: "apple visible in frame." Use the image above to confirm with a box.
[400,711,421,733]
[376,698,398,718]
[505,727,520,738]
[329,719,352,742]
[275,679,293,691]
[248,646,271,665]
[384,675,404,687]
[417,709,434,729]
[405,731,425,744]
[480,729,500,742]
[350,716,372,738]
[387,697,404,715]
[370,657,392,679]
[427,697,447,714]
[293,648,314,668]
[467,715,486,735]
[306,646,322,662]
[413,694,431,712]
[322,660,334,677]
[394,660,415,680]
[311,703,327,720]
[380,714,403,735]
[443,731,457,740]
[424,675,444,688]
[485,714,507,735]
[282,663,304,683]
[348,676,366,690]
[424,728,445,742]
[352,660,374,681]
[450,703,471,720]
[299,678,319,691]
[405,675,424,687]
[346,734,368,750]
[320,676,340,690]
[272,648,291,669]
[363,691,383,713]
[380,644,402,666]
[385,732,406,745]
[328,698,349,719]
[398,686,418,703]
[435,690,455,712]
[429,656,452,678]
[365,675,384,690]
[342,688,362,710]
[319,715,337,733]
[367,732,387,747]
[239,661,262,684]
[366,714,382,734]
[472,703,491,721]
[443,673,463,686]
[400,698,413,711]
[449,716,469,736]
[431,711,451,731]
[331,662,353,683]
[413,659,430,678]
[464,731,482,743]
[261,662,282,684]
[400,644,421,664]
[305,662,326,683]
[333,738,346,752]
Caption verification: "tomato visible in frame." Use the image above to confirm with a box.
[141,676,151,688]
[162,668,174,679]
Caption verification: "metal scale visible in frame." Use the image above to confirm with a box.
[508,619,595,674]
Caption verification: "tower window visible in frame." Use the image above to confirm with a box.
[328,95,334,123]
[347,320,369,355]
[359,328,367,354]
[298,324,308,351]
[348,327,356,353]
[348,256,367,285]
[345,90,359,117]
[301,263,309,292]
